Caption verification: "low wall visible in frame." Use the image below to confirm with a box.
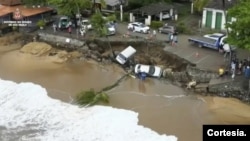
[164,65,218,83]
[163,66,250,103]
[208,78,250,102]
[186,66,219,83]
[38,32,86,50]
[92,36,165,49]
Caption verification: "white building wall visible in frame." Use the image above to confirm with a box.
[145,15,151,25]
[202,10,207,27]
[170,9,173,16]
[202,8,227,30]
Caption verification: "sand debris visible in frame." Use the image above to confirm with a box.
[20,42,52,56]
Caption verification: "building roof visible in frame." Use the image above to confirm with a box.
[130,2,174,15]
[205,0,238,10]
[0,0,22,6]
[0,5,53,17]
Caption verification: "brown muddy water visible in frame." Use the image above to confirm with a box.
[0,45,250,141]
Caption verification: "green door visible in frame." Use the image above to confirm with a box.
[215,12,222,29]
[205,11,212,28]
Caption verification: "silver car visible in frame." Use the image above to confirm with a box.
[158,25,175,34]
[106,23,116,36]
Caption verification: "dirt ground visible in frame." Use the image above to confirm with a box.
[135,46,189,71]
[106,44,192,71]
[0,33,82,64]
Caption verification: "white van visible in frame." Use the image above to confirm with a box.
[116,46,136,65]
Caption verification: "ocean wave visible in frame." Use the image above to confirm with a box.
[0,79,177,141]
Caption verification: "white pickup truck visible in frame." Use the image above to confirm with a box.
[188,33,226,50]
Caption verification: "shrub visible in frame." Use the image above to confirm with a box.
[123,12,129,22]
[36,20,46,28]
[150,21,163,29]
[176,22,188,34]
[106,14,116,22]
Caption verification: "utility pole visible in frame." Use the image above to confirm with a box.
[119,0,123,22]
[106,35,116,58]
[191,0,194,14]
[222,0,230,35]
[222,0,232,71]
[75,0,81,38]
[120,4,123,22]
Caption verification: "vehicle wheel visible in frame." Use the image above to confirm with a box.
[140,30,143,33]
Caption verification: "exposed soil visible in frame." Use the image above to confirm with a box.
[1,32,193,73]
[1,33,82,64]
[0,33,22,46]
[99,42,194,72]
[134,46,192,71]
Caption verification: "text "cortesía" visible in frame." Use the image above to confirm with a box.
[207,129,247,136]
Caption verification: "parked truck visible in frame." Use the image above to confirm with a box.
[188,33,226,50]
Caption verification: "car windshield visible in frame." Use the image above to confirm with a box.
[106,24,113,28]
[118,54,126,61]
[107,22,115,27]
[164,26,173,29]
[61,19,68,23]
[148,66,155,75]
[137,65,141,71]
[210,35,220,38]
[139,24,145,27]
[82,21,89,25]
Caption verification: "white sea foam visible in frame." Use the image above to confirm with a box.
[0,79,178,141]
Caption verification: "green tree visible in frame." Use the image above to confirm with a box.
[106,14,116,22]
[143,0,171,5]
[90,12,116,37]
[90,12,108,37]
[76,73,130,107]
[47,0,91,27]
[127,0,171,10]
[226,0,250,49]
[76,89,109,106]
[193,0,209,13]
[48,0,91,16]
[127,0,143,10]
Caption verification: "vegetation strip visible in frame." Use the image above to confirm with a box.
[76,72,130,106]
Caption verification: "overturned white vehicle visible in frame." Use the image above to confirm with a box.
[134,64,163,78]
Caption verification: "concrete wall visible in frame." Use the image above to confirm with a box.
[164,65,250,103]
[208,78,250,102]
[38,32,85,49]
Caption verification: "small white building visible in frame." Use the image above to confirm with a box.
[129,2,174,25]
[202,0,236,30]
